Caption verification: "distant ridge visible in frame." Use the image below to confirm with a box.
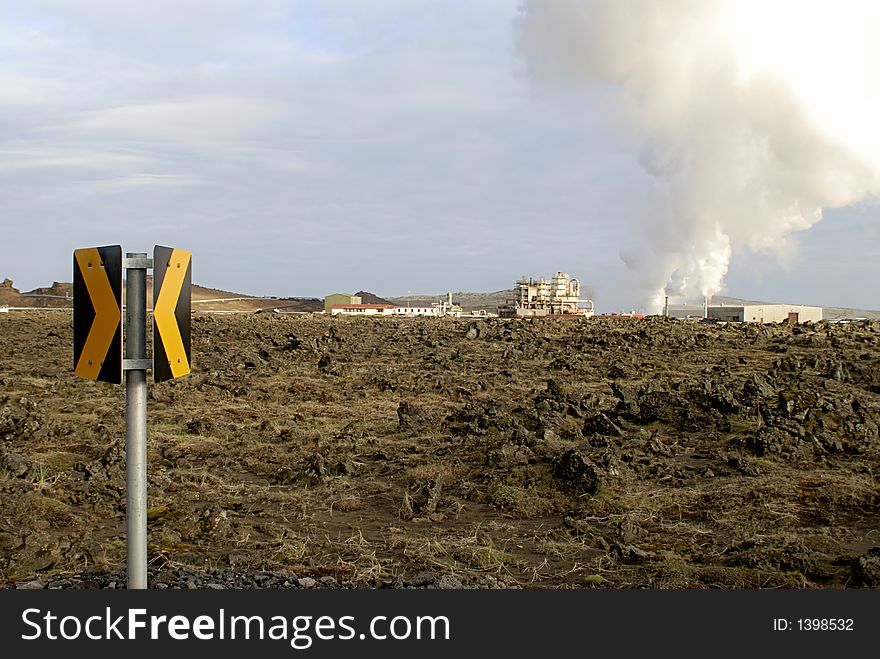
[1,278,69,308]
[354,291,396,306]
[0,277,320,313]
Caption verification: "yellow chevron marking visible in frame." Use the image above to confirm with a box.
[74,248,120,380]
[154,249,191,378]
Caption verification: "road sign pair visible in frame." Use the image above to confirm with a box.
[73,245,191,383]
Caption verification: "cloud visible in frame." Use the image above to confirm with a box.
[1,1,876,312]
[518,0,880,311]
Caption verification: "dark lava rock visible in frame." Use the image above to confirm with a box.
[851,548,880,587]
[615,543,658,565]
[186,416,215,435]
[746,427,811,459]
[583,411,623,437]
[554,449,602,496]
[700,376,741,412]
[397,400,434,432]
[304,453,328,481]
[742,373,775,405]
[406,571,436,587]
[1,450,31,478]
[2,565,489,590]
[445,403,494,436]
[777,389,819,421]
[317,353,338,375]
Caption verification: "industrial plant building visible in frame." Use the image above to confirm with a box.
[498,272,594,318]
[665,300,822,323]
[708,304,822,324]
[665,303,708,320]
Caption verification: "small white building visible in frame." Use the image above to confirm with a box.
[332,293,463,318]
[331,303,396,316]
[708,304,822,324]
[396,293,462,318]
[395,306,438,317]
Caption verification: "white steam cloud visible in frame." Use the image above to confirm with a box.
[517,0,880,311]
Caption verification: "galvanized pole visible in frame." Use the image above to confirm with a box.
[124,252,150,589]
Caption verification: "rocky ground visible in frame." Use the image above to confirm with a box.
[1,311,878,589]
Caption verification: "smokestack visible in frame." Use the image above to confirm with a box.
[663,296,668,318]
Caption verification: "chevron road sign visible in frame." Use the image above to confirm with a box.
[152,245,191,382]
[73,245,123,383]
[71,243,192,589]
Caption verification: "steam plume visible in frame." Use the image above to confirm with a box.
[518,0,880,311]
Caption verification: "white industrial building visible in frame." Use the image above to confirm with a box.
[664,297,823,324]
[665,304,707,320]
[707,304,822,324]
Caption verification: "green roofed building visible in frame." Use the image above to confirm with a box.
[324,293,362,314]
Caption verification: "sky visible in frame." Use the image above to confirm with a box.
[2,0,878,313]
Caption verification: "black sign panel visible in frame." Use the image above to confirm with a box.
[73,245,122,383]
[153,245,191,382]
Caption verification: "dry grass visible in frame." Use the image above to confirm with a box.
[2,312,878,588]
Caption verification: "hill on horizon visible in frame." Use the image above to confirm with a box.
[1,278,71,308]
[0,277,321,313]
[354,291,396,306]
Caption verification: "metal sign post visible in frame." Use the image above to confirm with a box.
[74,245,190,590]
[123,252,151,589]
